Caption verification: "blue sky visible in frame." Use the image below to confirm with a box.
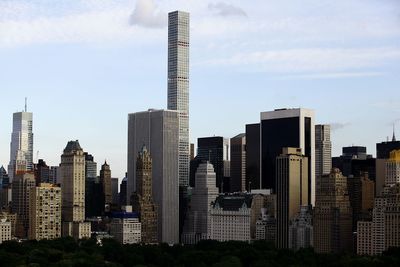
[1,0,400,179]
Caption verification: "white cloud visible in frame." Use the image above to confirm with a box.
[129,0,166,28]
[330,122,352,132]
[208,2,247,17]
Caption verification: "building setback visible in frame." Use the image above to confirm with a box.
[127,109,179,244]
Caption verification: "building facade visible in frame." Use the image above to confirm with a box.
[315,124,332,179]
[246,123,261,191]
[60,141,91,239]
[289,206,313,250]
[11,172,36,238]
[8,110,33,182]
[260,108,315,205]
[127,109,179,244]
[313,168,353,254]
[100,161,112,212]
[276,148,309,249]
[0,218,11,244]
[231,134,246,192]
[29,183,62,240]
[208,194,252,242]
[110,211,141,245]
[131,146,158,244]
[182,162,219,244]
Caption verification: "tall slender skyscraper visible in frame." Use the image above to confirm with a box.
[8,107,33,182]
[168,10,190,188]
[315,125,332,179]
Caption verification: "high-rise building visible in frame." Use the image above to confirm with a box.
[84,153,102,218]
[119,175,128,207]
[100,161,112,212]
[376,136,400,196]
[289,206,313,250]
[8,109,33,182]
[315,125,332,178]
[385,150,400,185]
[29,183,61,240]
[111,178,119,207]
[131,146,158,244]
[0,166,9,189]
[231,134,246,192]
[127,109,179,244]
[168,10,190,188]
[246,123,260,191]
[0,218,11,244]
[260,108,315,204]
[194,137,230,192]
[313,168,353,254]
[60,140,91,239]
[276,147,309,249]
[11,173,35,238]
[255,208,276,243]
[208,194,252,242]
[182,162,219,244]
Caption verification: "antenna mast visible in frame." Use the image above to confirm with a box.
[25,97,27,112]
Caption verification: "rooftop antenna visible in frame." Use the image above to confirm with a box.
[24,97,27,112]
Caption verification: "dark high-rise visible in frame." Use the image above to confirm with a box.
[100,161,112,212]
[246,123,260,191]
[195,136,230,192]
[230,133,246,192]
[260,109,315,204]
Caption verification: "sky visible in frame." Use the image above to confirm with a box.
[1,0,400,180]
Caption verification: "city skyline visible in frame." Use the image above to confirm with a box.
[1,0,400,180]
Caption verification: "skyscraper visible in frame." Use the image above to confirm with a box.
[315,124,332,178]
[60,140,91,239]
[276,148,309,249]
[168,10,190,188]
[313,168,353,254]
[131,146,158,244]
[182,161,219,244]
[8,109,33,182]
[100,161,112,212]
[127,109,179,244]
[231,134,246,192]
[261,108,315,204]
[246,123,260,191]
[11,173,35,238]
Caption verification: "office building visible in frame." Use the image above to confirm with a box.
[127,109,179,244]
[120,175,128,207]
[34,159,50,185]
[110,210,141,245]
[376,136,400,196]
[100,161,112,212]
[60,140,91,239]
[289,206,313,250]
[29,183,61,240]
[8,109,33,182]
[261,108,315,204]
[313,168,353,254]
[168,10,190,188]
[0,218,11,244]
[0,212,17,237]
[182,161,219,244]
[315,125,332,178]
[231,134,246,192]
[194,136,230,192]
[111,178,119,207]
[209,194,252,242]
[246,123,260,191]
[131,146,158,244]
[255,208,276,243]
[385,149,400,185]
[11,172,35,238]
[276,148,309,249]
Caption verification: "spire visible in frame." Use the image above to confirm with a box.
[25,97,27,112]
[393,123,397,142]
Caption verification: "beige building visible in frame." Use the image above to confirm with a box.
[12,172,36,238]
[29,183,62,240]
[0,218,12,244]
[276,148,309,249]
[313,168,353,254]
[357,150,400,255]
[0,212,17,237]
[60,140,91,239]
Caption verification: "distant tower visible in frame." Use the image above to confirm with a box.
[168,10,190,188]
[230,134,246,192]
[393,124,397,142]
[315,125,332,178]
[132,146,158,244]
[8,105,34,182]
[100,161,112,212]
[60,140,91,239]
